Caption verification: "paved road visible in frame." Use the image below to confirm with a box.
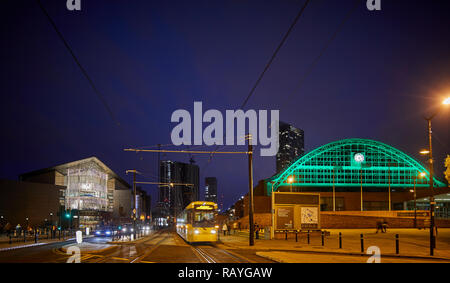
[0,230,275,263]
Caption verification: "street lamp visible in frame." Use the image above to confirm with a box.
[287,176,294,192]
[411,172,426,228]
[421,96,449,256]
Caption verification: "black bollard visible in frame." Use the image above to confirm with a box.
[395,234,399,254]
[9,235,12,245]
[285,231,288,240]
[24,231,26,242]
[321,231,324,246]
[360,234,364,254]
[295,230,298,242]
[339,232,342,249]
[307,230,310,244]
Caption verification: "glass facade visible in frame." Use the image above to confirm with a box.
[268,138,446,193]
[65,161,108,211]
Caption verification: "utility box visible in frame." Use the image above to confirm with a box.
[273,192,320,237]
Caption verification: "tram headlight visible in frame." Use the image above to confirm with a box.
[194,229,200,234]
[211,229,216,234]
[215,225,219,229]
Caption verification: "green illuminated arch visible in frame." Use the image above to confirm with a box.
[267,138,446,193]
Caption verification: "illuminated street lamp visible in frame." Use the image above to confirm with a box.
[287,176,294,192]
[411,172,427,228]
[421,96,449,256]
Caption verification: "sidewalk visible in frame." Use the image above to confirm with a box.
[217,228,450,262]
[0,235,94,252]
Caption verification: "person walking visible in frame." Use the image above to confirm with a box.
[376,220,383,234]
[222,223,228,236]
[382,219,388,233]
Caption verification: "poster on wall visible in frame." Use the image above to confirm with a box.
[301,207,319,229]
[276,207,293,229]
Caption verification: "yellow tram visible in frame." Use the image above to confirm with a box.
[177,201,218,243]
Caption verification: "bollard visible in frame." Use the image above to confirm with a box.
[35,229,38,243]
[307,230,310,244]
[9,235,12,244]
[58,229,61,240]
[339,232,342,249]
[285,231,288,240]
[295,230,298,242]
[321,231,324,246]
[360,234,364,254]
[395,234,399,254]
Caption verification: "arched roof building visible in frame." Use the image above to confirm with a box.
[266,138,446,195]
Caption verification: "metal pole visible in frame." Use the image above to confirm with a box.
[360,169,363,211]
[388,167,391,211]
[248,139,254,246]
[271,183,275,240]
[360,234,364,254]
[413,177,417,228]
[395,234,399,254]
[426,118,435,255]
[333,168,336,212]
[133,170,137,241]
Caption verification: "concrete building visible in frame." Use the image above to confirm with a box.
[0,179,63,228]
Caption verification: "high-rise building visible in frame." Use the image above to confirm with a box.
[159,160,199,217]
[204,177,217,203]
[276,121,304,173]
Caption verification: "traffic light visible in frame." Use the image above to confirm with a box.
[65,212,70,218]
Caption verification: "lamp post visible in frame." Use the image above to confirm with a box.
[411,172,426,228]
[420,97,449,256]
[271,182,275,240]
[332,165,343,212]
[287,176,294,192]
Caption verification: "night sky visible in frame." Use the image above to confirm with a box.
[1,0,449,211]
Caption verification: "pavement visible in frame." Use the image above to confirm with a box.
[0,234,97,252]
[216,228,450,263]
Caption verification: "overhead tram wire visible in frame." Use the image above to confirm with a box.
[290,0,361,97]
[201,0,311,171]
[35,0,120,128]
[240,0,311,109]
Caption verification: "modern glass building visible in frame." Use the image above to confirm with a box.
[19,157,131,228]
[265,139,448,212]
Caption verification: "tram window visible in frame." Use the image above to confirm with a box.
[193,211,215,227]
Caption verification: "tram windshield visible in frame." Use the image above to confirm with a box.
[193,210,215,227]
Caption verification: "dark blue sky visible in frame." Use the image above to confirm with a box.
[1,0,449,210]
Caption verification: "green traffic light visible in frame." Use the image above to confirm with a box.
[65,213,70,218]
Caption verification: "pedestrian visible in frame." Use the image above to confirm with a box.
[255,224,259,239]
[227,223,231,235]
[222,223,228,236]
[376,220,383,234]
[382,219,388,233]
